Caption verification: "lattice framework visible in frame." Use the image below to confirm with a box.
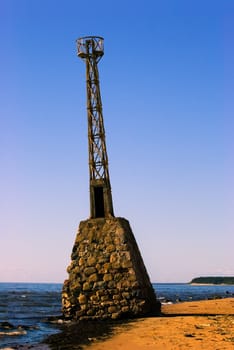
[77,36,114,218]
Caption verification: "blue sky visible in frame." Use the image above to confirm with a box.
[0,0,233,283]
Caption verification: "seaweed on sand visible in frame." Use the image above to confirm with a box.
[45,319,134,350]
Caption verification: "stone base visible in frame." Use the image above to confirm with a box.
[62,217,161,320]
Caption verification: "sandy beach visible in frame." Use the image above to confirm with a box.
[82,298,234,350]
[42,298,234,350]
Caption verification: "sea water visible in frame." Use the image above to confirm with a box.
[154,283,234,303]
[0,282,234,348]
[0,283,61,349]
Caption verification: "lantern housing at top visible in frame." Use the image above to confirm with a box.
[77,36,104,61]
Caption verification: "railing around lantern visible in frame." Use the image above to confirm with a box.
[77,36,104,59]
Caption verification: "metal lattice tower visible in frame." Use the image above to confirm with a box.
[77,36,114,218]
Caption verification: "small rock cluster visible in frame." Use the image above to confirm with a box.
[62,217,160,320]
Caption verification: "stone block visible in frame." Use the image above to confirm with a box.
[101,301,114,307]
[70,280,81,290]
[131,281,140,288]
[110,252,118,263]
[108,306,118,313]
[104,235,113,244]
[90,295,99,302]
[114,273,122,281]
[128,274,137,282]
[103,262,111,273]
[108,280,115,288]
[89,273,98,283]
[76,310,84,318]
[103,274,112,282]
[106,244,115,252]
[97,255,109,264]
[84,267,96,276]
[67,265,72,273]
[115,227,125,236]
[80,304,88,311]
[83,282,92,291]
[122,292,130,299]
[121,260,132,268]
[87,256,97,266]
[121,306,130,313]
[95,288,107,296]
[87,309,95,316]
[78,294,87,304]
[111,262,121,269]
[93,281,105,290]
[78,258,85,266]
[117,280,130,289]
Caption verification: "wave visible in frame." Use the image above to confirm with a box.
[0,329,27,337]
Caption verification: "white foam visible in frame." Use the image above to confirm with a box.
[0,330,27,337]
[0,345,51,350]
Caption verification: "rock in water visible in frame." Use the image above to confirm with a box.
[62,217,160,320]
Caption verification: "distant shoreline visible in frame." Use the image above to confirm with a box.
[190,277,234,285]
[190,283,234,286]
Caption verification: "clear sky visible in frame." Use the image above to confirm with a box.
[0,0,233,283]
